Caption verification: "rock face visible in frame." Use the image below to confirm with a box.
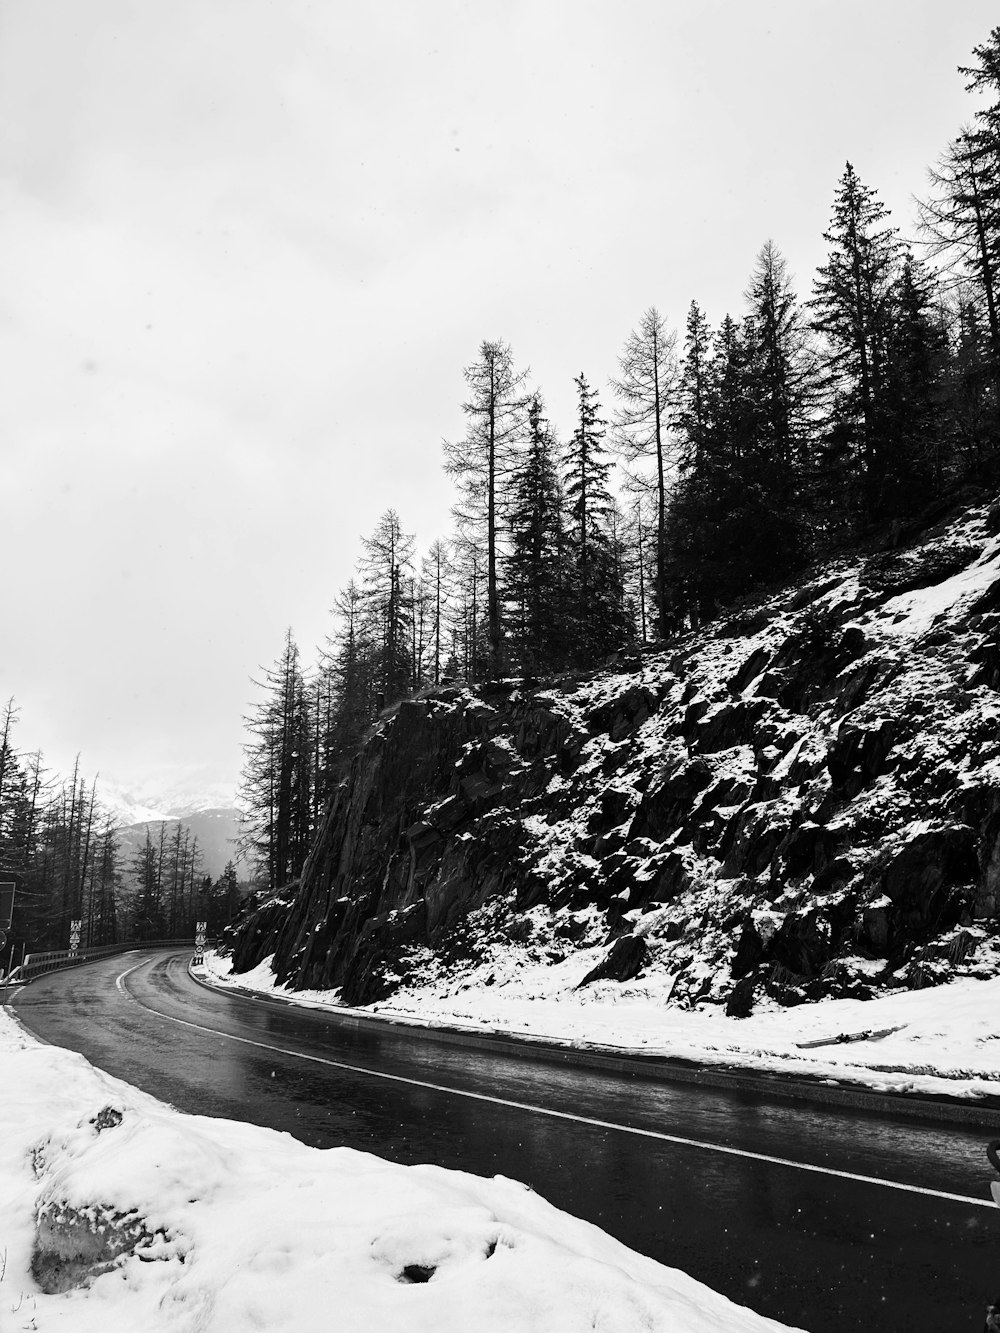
[230,489,1000,1012]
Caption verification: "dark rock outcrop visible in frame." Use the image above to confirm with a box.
[577,934,647,987]
[227,490,1000,1011]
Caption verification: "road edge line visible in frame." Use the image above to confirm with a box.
[187,961,1000,1131]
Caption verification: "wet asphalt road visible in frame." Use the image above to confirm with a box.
[12,949,1000,1331]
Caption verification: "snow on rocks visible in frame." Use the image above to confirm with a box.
[0,1008,800,1332]
[227,491,1000,1024]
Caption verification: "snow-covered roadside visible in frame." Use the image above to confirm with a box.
[200,949,1000,1103]
[0,1007,799,1332]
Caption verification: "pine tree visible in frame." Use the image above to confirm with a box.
[881,253,949,506]
[919,129,1000,398]
[0,699,23,871]
[443,340,529,678]
[239,630,314,892]
[215,860,242,929]
[612,307,678,638]
[504,392,567,676]
[320,579,375,770]
[745,240,819,478]
[87,820,119,946]
[811,163,905,525]
[563,374,627,663]
[942,288,996,469]
[674,301,713,472]
[130,828,163,940]
[358,508,414,708]
[421,540,453,686]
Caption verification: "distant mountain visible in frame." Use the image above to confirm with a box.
[97,776,238,828]
[115,807,242,883]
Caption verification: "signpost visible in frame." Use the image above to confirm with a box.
[69,919,82,956]
[0,885,14,1002]
[0,881,14,933]
[193,921,207,965]
[0,882,15,983]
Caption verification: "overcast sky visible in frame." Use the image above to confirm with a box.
[1,0,995,800]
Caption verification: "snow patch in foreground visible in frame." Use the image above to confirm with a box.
[0,1009,799,1331]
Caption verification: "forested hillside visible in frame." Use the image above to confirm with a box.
[237,26,1000,915]
[229,488,1000,1013]
[0,714,244,957]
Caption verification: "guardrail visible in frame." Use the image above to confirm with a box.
[6,938,198,987]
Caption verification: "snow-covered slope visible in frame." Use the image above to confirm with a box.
[0,1009,799,1332]
[97,776,237,826]
[229,488,1000,1019]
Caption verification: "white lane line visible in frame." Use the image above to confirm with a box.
[116,961,147,993]
[116,960,994,1211]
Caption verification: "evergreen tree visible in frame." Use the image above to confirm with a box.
[745,240,819,478]
[666,314,756,625]
[358,508,415,708]
[960,27,1000,258]
[449,538,489,683]
[674,301,713,472]
[86,820,119,946]
[612,307,678,638]
[919,129,1000,398]
[215,860,242,928]
[563,374,628,663]
[810,163,905,526]
[443,340,529,678]
[130,828,163,940]
[238,630,314,892]
[942,288,996,470]
[881,253,949,508]
[667,254,816,621]
[504,392,568,676]
[421,540,453,686]
[320,579,375,771]
[627,496,654,643]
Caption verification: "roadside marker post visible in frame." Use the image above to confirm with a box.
[0,882,15,1003]
[0,882,14,933]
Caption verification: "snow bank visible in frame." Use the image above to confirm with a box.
[200,949,1000,1103]
[0,1008,799,1331]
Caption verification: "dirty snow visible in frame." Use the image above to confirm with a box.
[0,1006,800,1332]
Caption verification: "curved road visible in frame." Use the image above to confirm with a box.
[12,949,1000,1331]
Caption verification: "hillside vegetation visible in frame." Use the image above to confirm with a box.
[228,487,1000,1018]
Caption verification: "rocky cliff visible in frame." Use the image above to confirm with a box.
[229,488,1000,1015]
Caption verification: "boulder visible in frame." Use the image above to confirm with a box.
[773,821,843,879]
[731,916,765,979]
[629,757,713,841]
[587,684,660,740]
[826,719,898,798]
[878,826,979,953]
[577,934,647,986]
[859,897,892,954]
[691,699,771,754]
[769,909,831,978]
[728,645,773,695]
[726,975,757,1018]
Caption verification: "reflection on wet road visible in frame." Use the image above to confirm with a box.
[13,950,1000,1332]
